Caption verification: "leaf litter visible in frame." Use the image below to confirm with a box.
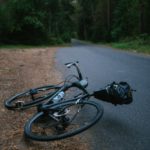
[0,48,89,150]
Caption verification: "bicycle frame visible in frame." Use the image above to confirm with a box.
[17,62,89,110]
[36,81,90,111]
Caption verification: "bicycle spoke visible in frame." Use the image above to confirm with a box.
[24,101,103,141]
[5,85,60,110]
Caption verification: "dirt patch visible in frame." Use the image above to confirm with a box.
[0,48,89,150]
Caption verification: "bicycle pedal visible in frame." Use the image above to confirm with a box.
[62,116,70,122]
[55,125,65,132]
[58,116,70,128]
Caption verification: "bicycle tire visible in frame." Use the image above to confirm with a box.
[24,100,103,141]
[4,85,61,110]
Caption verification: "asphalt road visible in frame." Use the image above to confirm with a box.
[56,42,150,150]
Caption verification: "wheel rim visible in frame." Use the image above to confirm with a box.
[5,86,59,109]
[25,101,103,141]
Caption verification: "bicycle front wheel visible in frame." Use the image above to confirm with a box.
[24,100,104,141]
[4,85,60,110]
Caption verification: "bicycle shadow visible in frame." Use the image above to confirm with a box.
[87,111,142,150]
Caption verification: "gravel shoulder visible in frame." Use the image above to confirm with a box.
[0,48,88,150]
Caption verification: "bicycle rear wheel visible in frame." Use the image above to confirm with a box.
[4,85,60,110]
[24,100,103,141]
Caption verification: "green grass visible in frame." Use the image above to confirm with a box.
[0,43,71,50]
[0,44,51,49]
[109,38,150,54]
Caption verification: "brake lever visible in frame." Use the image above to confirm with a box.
[65,61,79,68]
[64,62,73,68]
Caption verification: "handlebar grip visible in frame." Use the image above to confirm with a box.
[64,61,79,68]
[64,62,70,65]
[64,61,79,66]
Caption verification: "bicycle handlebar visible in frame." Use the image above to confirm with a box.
[64,61,83,80]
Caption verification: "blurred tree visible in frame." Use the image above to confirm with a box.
[0,0,149,44]
[0,0,75,45]
[111,0,139,40]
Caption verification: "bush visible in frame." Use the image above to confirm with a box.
[0,0,75,45]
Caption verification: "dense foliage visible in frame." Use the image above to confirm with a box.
[0,0,75,44]
[0,0,149,45]
[76,0,150,42]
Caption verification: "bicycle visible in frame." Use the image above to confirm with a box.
[4,61,88,110]
[24,87,104,141]
[24,80,133,141]
[4,61,133,141]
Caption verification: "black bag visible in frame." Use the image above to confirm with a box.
[94,81,133,105]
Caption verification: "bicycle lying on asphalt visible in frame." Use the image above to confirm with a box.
[4,61,134,141]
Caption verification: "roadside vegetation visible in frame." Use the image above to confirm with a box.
[0,43,70,50]
[108,36,150,54]
[0,0,75,45]
[0,0,149,49]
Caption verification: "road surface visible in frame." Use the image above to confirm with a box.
[55,42,150,150]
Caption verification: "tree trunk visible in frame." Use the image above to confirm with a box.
[107,0,111,41]
[139,1,145,34]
